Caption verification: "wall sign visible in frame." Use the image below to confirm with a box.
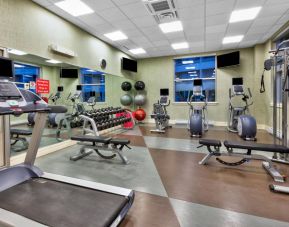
[36,79,50,94]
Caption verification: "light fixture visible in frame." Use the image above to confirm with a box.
[14,64,25,68]
[182,60,194,64]
[46,59,62,64]
[55,0,94,17]
[86,69,95,72]
[104,31,128,41]
[129,48,146,55]
[8,49,27,56]
[229,7,262,23]
[186,66,195,70]
[171,42,189,50]
[222,35,244,44]
[159,21,183,33]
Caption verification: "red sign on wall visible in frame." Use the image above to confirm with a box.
[36,79,50,94]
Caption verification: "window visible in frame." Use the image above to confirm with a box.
[14,63,40,93]
[80,68,105,102]
[174,56,216,102]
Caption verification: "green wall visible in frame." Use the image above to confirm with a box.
[136,47,268,126]
[0,0,133,77]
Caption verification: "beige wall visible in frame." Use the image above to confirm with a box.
[0,0,134,77]
[136,47,270,126]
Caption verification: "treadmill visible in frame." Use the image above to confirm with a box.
[0,80,134,227]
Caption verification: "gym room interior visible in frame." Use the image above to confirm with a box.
[0,0,289,226]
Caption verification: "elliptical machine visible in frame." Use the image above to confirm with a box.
[27,86,63,126]
[150,88,172,133]
[187,79,209,137]
[228,77,257,140]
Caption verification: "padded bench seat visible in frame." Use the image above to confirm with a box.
[199,139,222,147]
[71,135,112,144]
[10,129,32,136]
[224,140,289,153]
[110,138,130,146]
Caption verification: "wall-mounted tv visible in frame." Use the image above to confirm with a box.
[232,77,243,85]
[76,85,82,91]
[122,57,137,72]
[217,51,240,68]
[0,57,14,78]
[160,88,169,96]
[60,68,78,78]
[57,86,64,92]
[194,79,202,86]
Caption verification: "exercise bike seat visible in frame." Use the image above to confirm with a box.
[199,139,222,147]
[71,135,112,144]
[224,140,289,153]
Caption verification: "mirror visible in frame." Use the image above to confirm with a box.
[8,50,136,158]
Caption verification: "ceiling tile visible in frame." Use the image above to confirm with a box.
[118,2,149,18]
[131,16,157,28]
[83,0,115,10]
[206,0,235,16]
[97,7,127,22]
[235,0,266,9]
[79,13,106,27]
[206,14,230,27]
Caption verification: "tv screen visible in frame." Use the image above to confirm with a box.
[76,85,82,91]
[232,77,243,85]
[194,79,202,86]
[60,68,78,78]
[217,51,240,68]
[160,88,169,96]
[90,91,96,97]
[122,58,137,72]
[0,57,14,78]
[57,86,64,92]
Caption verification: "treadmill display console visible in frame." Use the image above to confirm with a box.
[0,82,22,101]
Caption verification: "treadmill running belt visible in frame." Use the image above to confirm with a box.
[0,178,128,227]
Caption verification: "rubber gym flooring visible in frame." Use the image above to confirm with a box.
[33,125,289,227]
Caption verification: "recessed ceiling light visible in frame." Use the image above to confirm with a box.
[55,0,94,17]
[104,31,128,41]
[171,42,189,50]
[223,35,244,44]
[8,49,27,56]
[46,59,62,64]
[159,21,183,33]
[229,7,262,23]
[129,48,146,55]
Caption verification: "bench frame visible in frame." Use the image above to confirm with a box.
[10,129,32,152]
[70,141,130,164]
[199,140,285,183]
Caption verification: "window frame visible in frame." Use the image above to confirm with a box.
[173,54,217,103]
[79,69,106,103]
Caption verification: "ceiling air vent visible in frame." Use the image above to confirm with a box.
[143,0,178,23]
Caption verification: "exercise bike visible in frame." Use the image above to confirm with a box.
[150,88,172,133]
[187,79,209,137]
[228,77,257,141]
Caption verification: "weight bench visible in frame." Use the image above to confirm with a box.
[10,129,32,152]
[198,139,289,182]
[70,135,131,164]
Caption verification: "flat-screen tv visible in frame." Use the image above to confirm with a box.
[57,86,64,92]
[60,68,78,78]
[0,57,14,78]
[217,51,240,68]
[160,88,169,96]
[122,58,137,72]
[232,77,243,85]
[90,91,96,97]
[76,85,82,91]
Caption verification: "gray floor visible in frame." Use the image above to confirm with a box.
[35,144,167,197]
[170,198,289,227]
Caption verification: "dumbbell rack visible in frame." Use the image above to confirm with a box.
[81,107,135,136]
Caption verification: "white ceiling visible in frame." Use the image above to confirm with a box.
[33,0,289,59]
